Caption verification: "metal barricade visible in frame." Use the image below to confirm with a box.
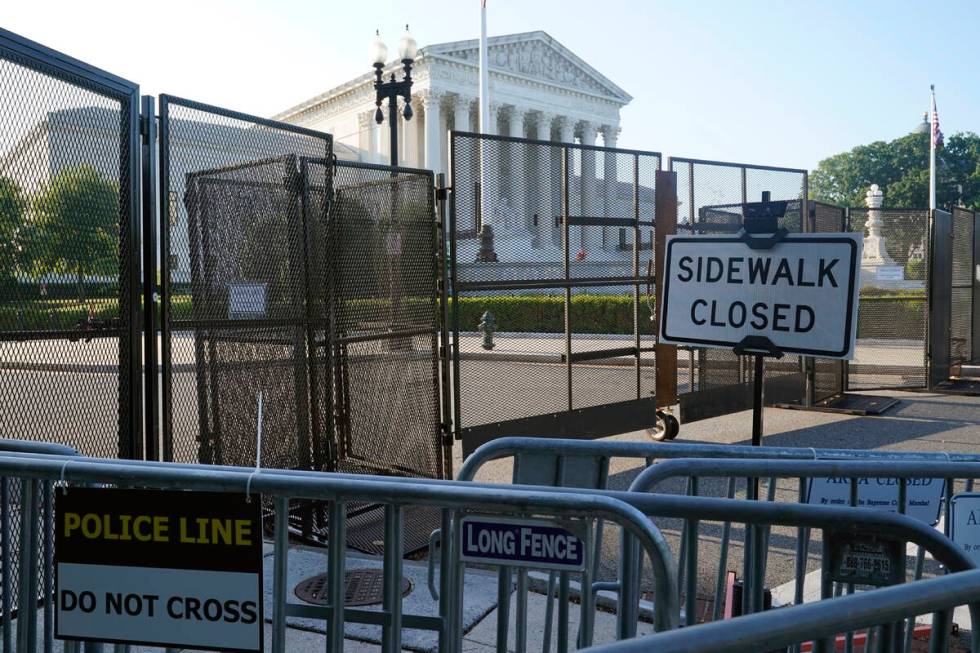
[582,568,980,653]
[457,437,980,645]
[0,440,77,653]
[0,450,678,653]
[628,458,980,652]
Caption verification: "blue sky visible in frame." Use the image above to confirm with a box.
[4,0,977,169]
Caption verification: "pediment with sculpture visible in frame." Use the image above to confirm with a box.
[429,36,629,101]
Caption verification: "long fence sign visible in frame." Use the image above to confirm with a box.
[659,234,862,358]
[458,516,589,572]
[56,488,263,652]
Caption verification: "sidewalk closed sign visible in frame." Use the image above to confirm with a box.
[659,234,862,358]
[56,488,263,652]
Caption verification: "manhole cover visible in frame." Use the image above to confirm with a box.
[294,568,412,607]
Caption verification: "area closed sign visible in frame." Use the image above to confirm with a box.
[56,488,263,652]
[659,234,862,358]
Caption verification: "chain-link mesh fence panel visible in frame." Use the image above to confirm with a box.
[159,96,330,467]
[329,161,442,480]
[668,159,807,418]
[811,202,848,402]
[451,132,660,444]
[0,31,139,458]
[950,207,974,366]
[847,208,929,389]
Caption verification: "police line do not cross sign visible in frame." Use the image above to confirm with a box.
[659,233,863,359]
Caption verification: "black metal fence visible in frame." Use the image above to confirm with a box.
[668,157,809,423]
[0,27,142,458]
[449,131,662,455]
[810,201,849,404]
[846,208,930,390]
[328,160,444,481]
[158,95,331,468]
[950,206,974,367]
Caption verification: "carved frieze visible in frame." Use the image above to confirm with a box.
[443,40,610,96]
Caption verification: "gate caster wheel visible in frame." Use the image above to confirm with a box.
[647,410,680,441]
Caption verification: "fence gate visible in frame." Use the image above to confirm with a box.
[0,28,142,457]
[669,158,808,425]
[327,160,445,482]
[449,131,664,455]
[158,95,332,468]
[846,208,931,390]
[159,99,445,551]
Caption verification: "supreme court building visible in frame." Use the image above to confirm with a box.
[273,30,631,179]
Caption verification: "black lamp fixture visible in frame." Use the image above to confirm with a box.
[371,25,417,167]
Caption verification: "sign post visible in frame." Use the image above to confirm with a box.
[659,192,862,448]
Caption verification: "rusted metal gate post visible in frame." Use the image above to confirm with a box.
[655,170,678,410]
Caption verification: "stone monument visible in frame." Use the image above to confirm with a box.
[860,184,903,288]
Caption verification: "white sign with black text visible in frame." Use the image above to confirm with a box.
[807,476,945,526]
[56,488,263,652]
[458,516,589,572]
[659,234,862,358]
[228,282,267,320]
[951,493,980,564]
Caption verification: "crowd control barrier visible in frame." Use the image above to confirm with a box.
[628,458,980,652]
[0,440,78,653]
[582,568,980,653]
[0,449,678,653]
[454,438,980,646]
[100,454,966,652]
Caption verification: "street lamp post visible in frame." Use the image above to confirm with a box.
[371,26,417,167]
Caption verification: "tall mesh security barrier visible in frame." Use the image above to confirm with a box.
[950,206,974,367]
[328,161,443,481]
[847,208,930,389]
[159,96,331,467]
[0,26,141,631]
[450,131,661,451]
[669,158,807,422]
[0,29,140,458]
[811,201,848,403]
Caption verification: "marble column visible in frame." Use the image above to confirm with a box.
[413,98,425,168]
[534,112,556,247]
[357,111,376,164]
[421,90,443,176]
[555,117,576,249]
[601,124,621,252]
[502,106,526,233]
[439,97,450,179]
[451,96,476,231]
[579,121,598,253]
[400,109,417,167]
[378,107,391,165]
[453,96,472,134]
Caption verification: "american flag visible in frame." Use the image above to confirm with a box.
[932,91,944,149]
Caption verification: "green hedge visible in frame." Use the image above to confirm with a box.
[0,291,929,340]
[0,296,192,331]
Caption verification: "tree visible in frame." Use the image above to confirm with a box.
[811,131,980,210]
[30,164,119,299]
[0,176,26,290]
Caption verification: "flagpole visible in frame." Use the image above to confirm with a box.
[478,0,490,231]
[479,0,489,133]
[929,84,936,210]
